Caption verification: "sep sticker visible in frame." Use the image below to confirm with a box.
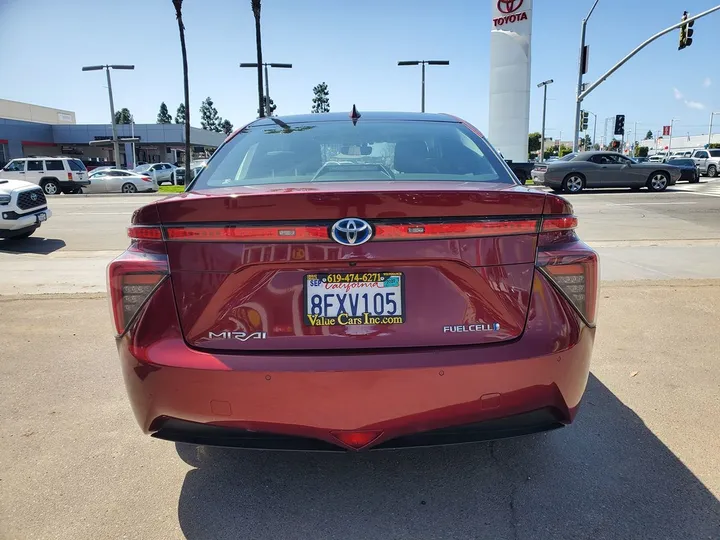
[383,276,400,287]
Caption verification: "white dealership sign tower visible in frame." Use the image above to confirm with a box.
[489,0,533,163]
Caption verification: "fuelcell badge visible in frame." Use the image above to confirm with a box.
[443,323,501,333]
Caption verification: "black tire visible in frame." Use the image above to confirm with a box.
[121,182,138,194]
[689,174,700,184]
[561,173,585,194]
[170,173,175,185]
[646,171,669,192]
[708,165,718,178]
[41,180,60,196]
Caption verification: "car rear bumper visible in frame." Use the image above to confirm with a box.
[117,271,595,451]
[59,180,90,188]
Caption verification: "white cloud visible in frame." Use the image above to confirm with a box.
[673,88,684,100]
[703,77,712,88]
[685,100,705,110]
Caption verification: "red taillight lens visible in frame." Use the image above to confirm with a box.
[330,430,383,450]
[541,216,578,232]
[165,225,329,242]
[374,219,538,239]
[67,172,73,181]
[140,176,152,182]
[107,251,168,334]
[128,225,162,240]
[538,251,598,326]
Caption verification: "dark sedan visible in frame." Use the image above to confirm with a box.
[531,151,681,193]
[667,158,699,183]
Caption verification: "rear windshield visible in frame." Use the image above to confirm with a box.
[193,119,514,189]
[68,159,86,171]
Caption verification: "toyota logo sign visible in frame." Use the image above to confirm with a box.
[330,218,373,246]
[497,0,523,14]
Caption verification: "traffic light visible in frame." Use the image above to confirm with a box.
[581,111,590,131]
[614,114,625,136]
[679,11,694,50]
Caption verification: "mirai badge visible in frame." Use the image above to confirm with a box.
[207,331,267,341]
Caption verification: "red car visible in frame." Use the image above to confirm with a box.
[108,111,598,451]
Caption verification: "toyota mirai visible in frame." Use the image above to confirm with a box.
[109,111,599,451]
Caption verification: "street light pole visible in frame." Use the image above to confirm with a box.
[398,60,450,113]
[240,62,292,117]
[668,118,677,155]
[573,0,600,153]
[537,79,554,162]
[82,64,134,168]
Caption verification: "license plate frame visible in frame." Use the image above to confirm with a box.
[303,271,406,327]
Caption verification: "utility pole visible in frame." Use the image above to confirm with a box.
[573,0,600,153]
[82,64,135,168]
[592,112,598,147]
[398,60,450,113]
[709,112,720,147]
[240,62,292,117]
[537,79,554,162]
[668,118,676,155]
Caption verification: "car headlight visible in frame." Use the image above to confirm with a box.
[0,194,11,205]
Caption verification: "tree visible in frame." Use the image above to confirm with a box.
[200,96,221,131]
[311,82,330,113]
[175,103,187,124]
[173,0,191,184]
[157,102,173,124]
[558,145,573,158]
[220,119,234,135]
[634,145,648,158]
[114,108,132,124]
[592,143,601,151]
[709,143,720,149]
[645,130,653,140]
[251,0,265,117]
[528,132,541,154]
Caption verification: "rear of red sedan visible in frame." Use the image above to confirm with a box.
[108,112,598,451]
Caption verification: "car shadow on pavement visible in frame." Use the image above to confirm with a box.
[175,374,720,540]
[0,237,66,255]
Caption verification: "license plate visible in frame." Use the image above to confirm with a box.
[304,272,405,326]
[36,212,47,223]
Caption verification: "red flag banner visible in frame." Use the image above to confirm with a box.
[663,125,671,136]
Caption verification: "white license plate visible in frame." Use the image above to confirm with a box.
[304,272,405,327]
[36,212,47,223]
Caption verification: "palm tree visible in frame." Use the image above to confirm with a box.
[173,0,191,183]
[251,0,265,117]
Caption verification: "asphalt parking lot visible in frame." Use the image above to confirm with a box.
[1,184,720,539]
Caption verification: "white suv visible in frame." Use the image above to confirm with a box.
[1,157,89,195]
[0,179,52,239]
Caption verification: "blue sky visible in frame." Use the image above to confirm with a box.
[0,0,717,144]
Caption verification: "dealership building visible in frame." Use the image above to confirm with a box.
[0,99,226,168]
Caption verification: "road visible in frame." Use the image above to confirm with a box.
[1,184,720,539]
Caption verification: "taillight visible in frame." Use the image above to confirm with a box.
[537,200,598,326]
[374,219,538,239]
[67,172,73,181]
[140,176,152,182]
[330,430,382,450]
[107,250,168,335]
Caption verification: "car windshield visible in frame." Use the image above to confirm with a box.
[709,150,720,158]
[192,119,513,189]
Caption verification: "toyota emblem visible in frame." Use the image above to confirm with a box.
[330,218,373,246]
[30,193,38,201]
[497,0,524,14]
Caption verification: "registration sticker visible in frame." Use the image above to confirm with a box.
[304,272,405,326]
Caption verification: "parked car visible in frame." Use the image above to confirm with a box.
[134,163,177,185]
[667,158,700,183]
[634,157,649,163]
[0,179,51,239]
[689,148,720,177]
[648,152,668,163]
[109,111,599,451]
[531,151,681,193]
[87,169,158,193]
[0,157,89,195]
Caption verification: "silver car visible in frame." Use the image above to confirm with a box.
[86,169,158,193]
[134,163,177,185]
[531,151,681,194]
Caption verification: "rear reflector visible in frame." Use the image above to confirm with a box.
[330,430,383,450]
[107,251,169,334]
